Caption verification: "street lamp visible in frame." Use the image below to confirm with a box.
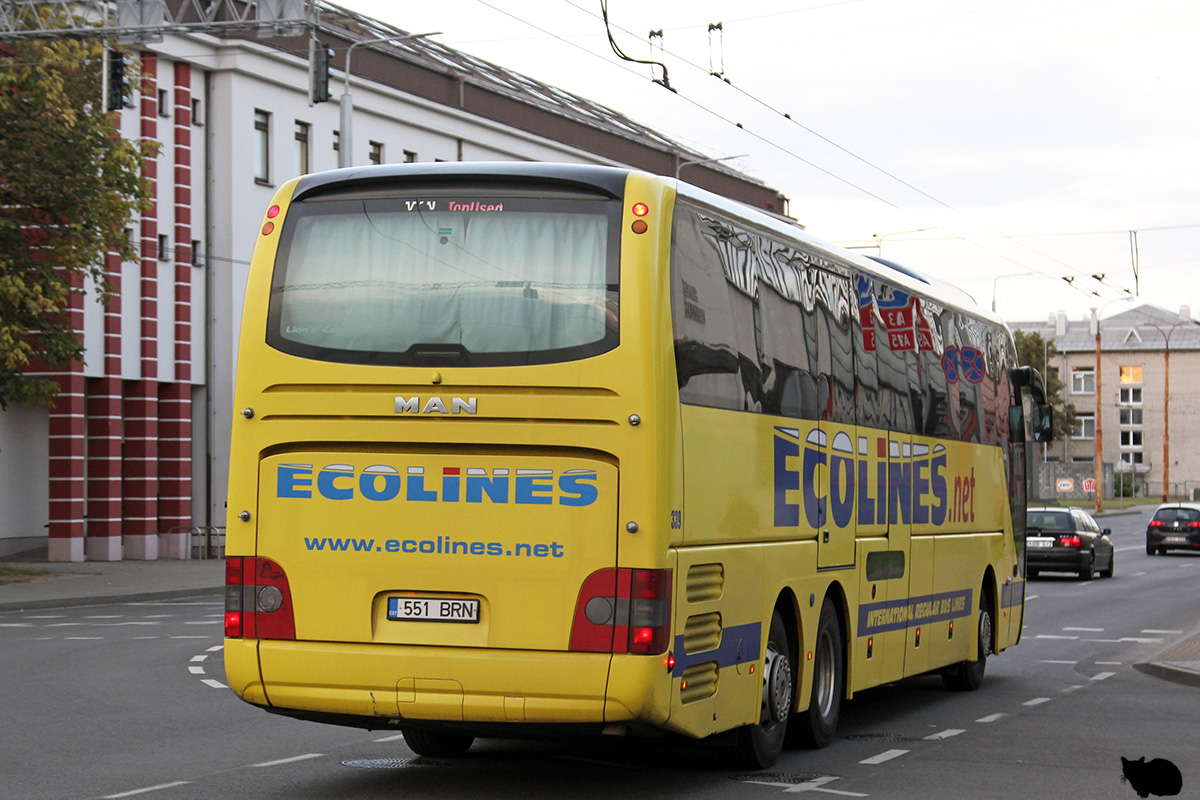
[990,271,1037,313]
[872,227,933,256]
[675,154,748,180]
[339,32,440,169]
[1142,318,1200,501]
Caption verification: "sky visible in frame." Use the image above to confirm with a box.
[339,0,1200,324]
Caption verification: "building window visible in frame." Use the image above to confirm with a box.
[1120,430,1144,448]
[254,110,271,184]
[1119,365,1143,383]
[295,121,311,175]
[404,149,417,163]
[369,140,384,165]
[157,234,169,261]
[1072,413,1095,440]
[1120,451,1144,465]
[1071,367,1095,394]
[191,97,203,126]
[1119,408,1143,425]
[1119,387,1143,405]
[191,240,202,267]
[158,88,169,118]
[333,130,339,153]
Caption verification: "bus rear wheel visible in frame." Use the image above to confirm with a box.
[401,728,475,757]
[787,598,843,749]
[942,588,992,692]
[732,610,793,768]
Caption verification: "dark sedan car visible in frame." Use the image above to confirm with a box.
[1026,507,1114,580]
[1146,503,1200,555]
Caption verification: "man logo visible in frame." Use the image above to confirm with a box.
[394,397,478,415]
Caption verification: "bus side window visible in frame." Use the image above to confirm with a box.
[671,205,761,411]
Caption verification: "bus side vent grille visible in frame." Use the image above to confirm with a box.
[684,612,722,654]
[686,563,724,603]
[680,662,718,704]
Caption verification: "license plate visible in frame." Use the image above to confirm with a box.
[1028,538,1054,548]
[1165,535,1188,544]
[388,596,479,623]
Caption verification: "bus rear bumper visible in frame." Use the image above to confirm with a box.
[248,640,631,726]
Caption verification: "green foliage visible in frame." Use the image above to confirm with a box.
[1013,330,1075,441]
[0,8,153,409]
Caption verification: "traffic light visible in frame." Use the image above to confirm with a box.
[309,39,334,104]
[106,48,126,112]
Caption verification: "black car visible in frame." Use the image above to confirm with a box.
[1025,507,1114,580]
[1146,503,1200,555]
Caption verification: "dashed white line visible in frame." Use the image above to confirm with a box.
[0,623,33,628]
[103,781,191,798]
[1142,629,1183,635]
[1023,697,1051,706]
[64,636,104,641]
[374,734,406,742]
[201,678,227,689]
[1061,686,1084,693]
[206,644,224,653]
[1119,637,1164,644]
[1096,661,1122,665]
[190,655,208,662]
[252,753,324,768]
[860,749,908,765]
[188,666,206,675]
[1040,660,1076,665]
[1062,627,1103,632]
[976,713,1005,723]
[924,729,965,740]
[1091,672,1116,681]
[1035,635,1079,640]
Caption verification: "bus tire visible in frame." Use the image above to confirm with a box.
[401,728,475,757]
[732,610,793,768]
[942,587,992,692]
[788,598,842,749]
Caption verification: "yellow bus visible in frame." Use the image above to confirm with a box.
[224,162,1052,767]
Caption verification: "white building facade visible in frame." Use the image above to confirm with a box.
[0,5,785,560]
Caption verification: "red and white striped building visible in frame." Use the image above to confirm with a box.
[0,5,784,561]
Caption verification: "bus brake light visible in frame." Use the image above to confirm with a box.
[225,555,296,640]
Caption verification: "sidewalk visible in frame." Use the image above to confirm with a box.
[1135,627,1200,690]
[0,551,223,612]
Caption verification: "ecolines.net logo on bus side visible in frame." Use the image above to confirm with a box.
[276,463,599,507]
[773,427,978,529]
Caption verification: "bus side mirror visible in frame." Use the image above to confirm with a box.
[1033,403,1054,443]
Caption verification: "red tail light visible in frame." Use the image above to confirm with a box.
[569,568,672,655]
[225,556,296,640]
[1190,522,1200,529]
[1149,521,1163,527]
[1059,535,1082,548]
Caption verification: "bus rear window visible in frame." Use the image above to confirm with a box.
[266,192,620,366]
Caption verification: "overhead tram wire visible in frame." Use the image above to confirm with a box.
[468,0,1122,302]
[555,1,1135,299]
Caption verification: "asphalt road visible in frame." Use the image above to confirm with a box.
[2,505,1193,800]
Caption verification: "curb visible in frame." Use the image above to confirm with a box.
[1133,660,1200,690]
[0,586,222,614]
[1134,631,1200,690]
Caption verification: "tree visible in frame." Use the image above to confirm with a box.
[0,8,153,409]
[1014,330,1075,441]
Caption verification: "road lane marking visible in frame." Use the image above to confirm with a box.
[65,636,104,640]
[1096,661,1123,665]
[1091,672,1116,681]
[1061,686,1083,693]
[1119,637,1164,643]
[1040,660,1076,665]
[190,654,208,662]
[1082,639,1122,643]
[860,749,908,765]
[188,666,205,675]
[1063,627,1103,632]
[1142,629,1183,635]
[1035,635,1078,640]
[103,781,190,798]
[374,734,406,742]
[784,775,868,795]
[206,644,224,652]
[976,713,1005,723]
[1023,697,1051,706]
[924,729,965,740]
[253,753,325,768]
[201,679,226,689]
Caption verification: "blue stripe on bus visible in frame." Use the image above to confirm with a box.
[857,589,973,636]
[671,621,762,678]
